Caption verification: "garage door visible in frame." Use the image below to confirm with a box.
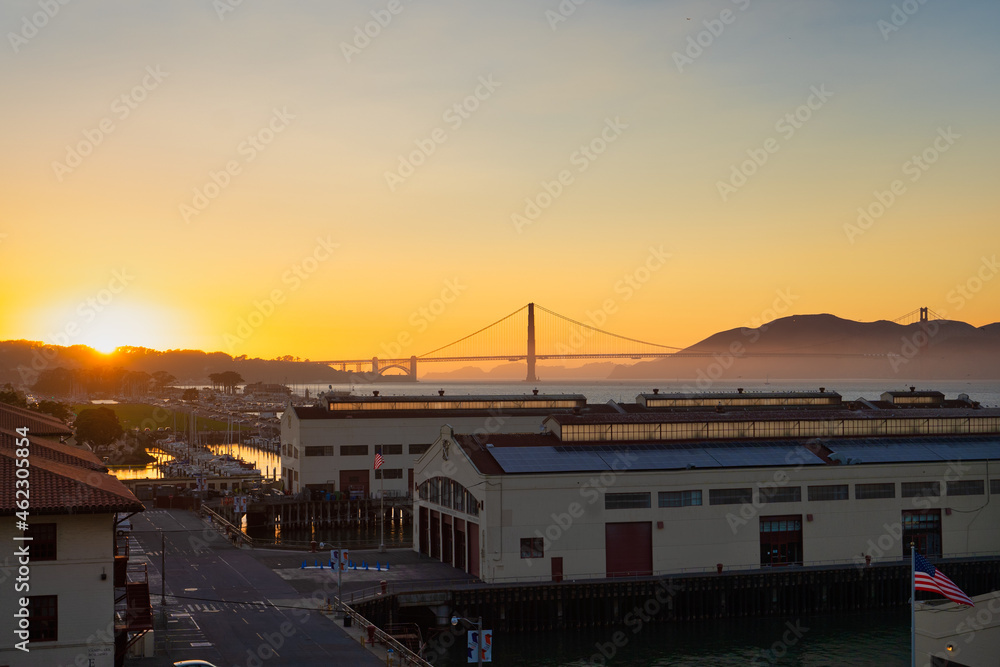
[606,522,652,577]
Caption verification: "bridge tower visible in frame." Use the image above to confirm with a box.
[526,302,538,382]
[919,307,928,323]
[410,355,417,378]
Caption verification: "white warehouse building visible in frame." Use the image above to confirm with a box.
[279,391,599,497]
[412,390,1000,583]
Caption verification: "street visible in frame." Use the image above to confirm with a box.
[126,508,385,667]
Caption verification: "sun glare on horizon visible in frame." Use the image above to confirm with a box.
[37,302,188,355]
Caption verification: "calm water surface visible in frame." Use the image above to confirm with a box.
[431,609,910,666]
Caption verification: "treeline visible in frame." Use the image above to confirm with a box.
[0,340,354,389]
[0,384,72,421]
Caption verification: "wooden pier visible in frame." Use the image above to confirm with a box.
[353,558,1000,633]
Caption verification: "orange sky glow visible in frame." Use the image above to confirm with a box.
[2,1,998,363]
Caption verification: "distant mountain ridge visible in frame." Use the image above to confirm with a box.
[3,312,998,387]
[610,314,1000,381]
[0,341,354,387]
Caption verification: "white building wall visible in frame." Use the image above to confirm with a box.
[281,411,551,496]
[0,514,117,667]
[414,440,1000,584]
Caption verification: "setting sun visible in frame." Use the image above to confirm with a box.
[34,301,188,354]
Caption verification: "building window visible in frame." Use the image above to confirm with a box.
[409,443,431,455]
[658,490,702,508]
[807,484,848,501]
[28,595,57,642]
[991,480,1000,495]
[375,468,403,480]
[901,482,941,499]
[26,523,56,561]
[855,483,895,500]
[340,445,368,456]
[605,492,651,510]
[376,444,403,456]
[709,488,753,505]
[760,486,801,503]
[947,480,984,496]
[520,537,544,559]
[902,510,941,558]
[304,446,334,456]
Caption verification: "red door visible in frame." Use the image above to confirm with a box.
[468,522,480,578]
[340,470,369,499]
[419,506,429,556]
[606,522,652,577]
[442,515,453,565]
[551,557,564,583]
[430,511,440,559]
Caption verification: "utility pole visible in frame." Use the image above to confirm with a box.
[160,530,166,605]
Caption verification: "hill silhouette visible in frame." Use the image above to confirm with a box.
[610,314,1000,380]
[0,341,355,388]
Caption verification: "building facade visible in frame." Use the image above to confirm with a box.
[279,392,595,497]
[412,390,1000,584]
[0,411,146,667]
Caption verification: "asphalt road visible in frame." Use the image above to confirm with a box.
[125,508,384,667]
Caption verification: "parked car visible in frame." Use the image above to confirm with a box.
[115,513,132,536]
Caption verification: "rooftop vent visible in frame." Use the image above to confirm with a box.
[438,389,445,396]
[373,390,379,397]
[533,388,539,395]
[653,388,659,394]
[819,387,825,393]
[910,386,916,392]
[737,387,744,394]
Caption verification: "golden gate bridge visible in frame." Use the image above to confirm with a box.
[317,303,942,382]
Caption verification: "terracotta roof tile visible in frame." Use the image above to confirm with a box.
[0,402,73,436]
[0,429,105,471]
[0,450,142,516]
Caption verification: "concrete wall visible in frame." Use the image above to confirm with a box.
[0,514,117,667]
[916,590,1000,666]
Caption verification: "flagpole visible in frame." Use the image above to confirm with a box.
[379,456,385,553]
[910,542,916,667]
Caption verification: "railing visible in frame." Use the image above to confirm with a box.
[258,538,413,551]
[336,598,432,667]
[348,577,482,605]
[200,504,255,548]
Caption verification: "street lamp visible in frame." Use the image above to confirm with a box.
[451,615,483,667]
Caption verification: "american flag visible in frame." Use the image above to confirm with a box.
[374,452,384,470]
[915,552,974,606]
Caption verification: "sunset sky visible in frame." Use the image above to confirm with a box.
[2,0,998,362]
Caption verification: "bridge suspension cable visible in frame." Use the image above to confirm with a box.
[892,307,945,325]
[533,304,684,353]
[417,305,528,359]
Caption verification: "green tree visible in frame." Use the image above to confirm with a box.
[212,370,244,395]
[32,367,79,396]
[182,388,199,401]
[74,407,124,450]
[152,371,176,391]
[34,400,72,421]
[0,383,29,409]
